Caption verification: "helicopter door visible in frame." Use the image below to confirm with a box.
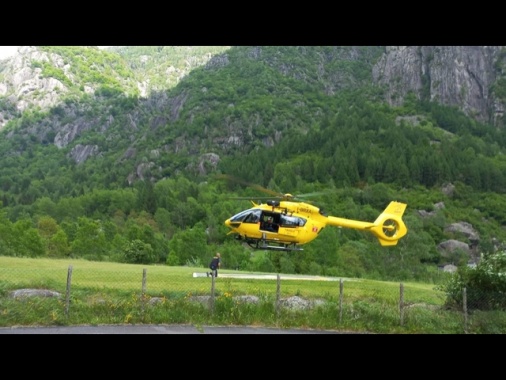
[260,212,279,233]
[278,214,303,239]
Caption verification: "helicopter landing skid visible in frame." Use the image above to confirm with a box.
[246,239,303,252]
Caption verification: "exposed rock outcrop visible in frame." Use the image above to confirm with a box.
[69,144,100,164]
[0,47,70,129]
[417,195,482,263]
[445,222,480,243]
[437,239,471,256]
[197,153,220,176]
[373,46,505,126]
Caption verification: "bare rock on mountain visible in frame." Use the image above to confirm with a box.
[417,210,436,218]
[417,202,445,218]
[437,239,470,256]
[197,153,220,176]
[373,46,504,126]
[445,222,480,242]
[441,183,455,197]
[70,144,100,164]
[0,47,70,129]
[434,202,445,210]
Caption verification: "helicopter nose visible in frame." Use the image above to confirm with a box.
[224,219,231,227]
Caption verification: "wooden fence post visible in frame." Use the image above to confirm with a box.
[65,265,73,318]
[399,282,404,327]
[209,273,215,314]
[142,268,147,314]
[276,274,281,317]
[339,279,343,324]
[463,287,468,334]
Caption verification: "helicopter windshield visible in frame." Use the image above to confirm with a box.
[229,209,261,223]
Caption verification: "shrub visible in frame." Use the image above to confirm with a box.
[437,250,506,311]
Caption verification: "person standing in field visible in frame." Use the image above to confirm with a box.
[208,253,221,278]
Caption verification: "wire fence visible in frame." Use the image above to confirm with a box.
[1,263,505,333]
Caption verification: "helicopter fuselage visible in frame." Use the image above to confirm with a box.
[224,200,408,250]
[225,201,329,250]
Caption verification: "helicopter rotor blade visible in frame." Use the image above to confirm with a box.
[215,174,328,202]
[228,196,277,200]
[215,174,281,197]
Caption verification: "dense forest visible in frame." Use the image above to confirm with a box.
[1,46,506,283]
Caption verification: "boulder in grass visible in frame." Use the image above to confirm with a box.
[9,289,61,299]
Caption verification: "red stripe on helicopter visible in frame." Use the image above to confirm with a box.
[312,226,318,232]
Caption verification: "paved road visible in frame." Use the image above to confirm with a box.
[0,324,346,334]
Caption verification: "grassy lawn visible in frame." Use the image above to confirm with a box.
[0,256,500,333]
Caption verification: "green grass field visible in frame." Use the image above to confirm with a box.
[1,256,502,333]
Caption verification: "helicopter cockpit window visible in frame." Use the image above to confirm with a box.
[230,209,257,223]
[280,214,306,227]
[244,209,261,223]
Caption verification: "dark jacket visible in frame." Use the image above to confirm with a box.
[209,257,220,270]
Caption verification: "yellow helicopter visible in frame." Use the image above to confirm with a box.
[220,176,408,251]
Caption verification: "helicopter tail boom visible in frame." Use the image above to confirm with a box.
[326,201,408,246]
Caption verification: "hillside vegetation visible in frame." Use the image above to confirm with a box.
[0,46,506,284]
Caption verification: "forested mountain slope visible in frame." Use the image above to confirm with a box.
[1,46,506,281]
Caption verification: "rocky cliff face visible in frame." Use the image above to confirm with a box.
[1,48,88,129]
[0,47,69,104]
[3,46,506,131]
[0,47,67,127]
[372,46,505,126]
